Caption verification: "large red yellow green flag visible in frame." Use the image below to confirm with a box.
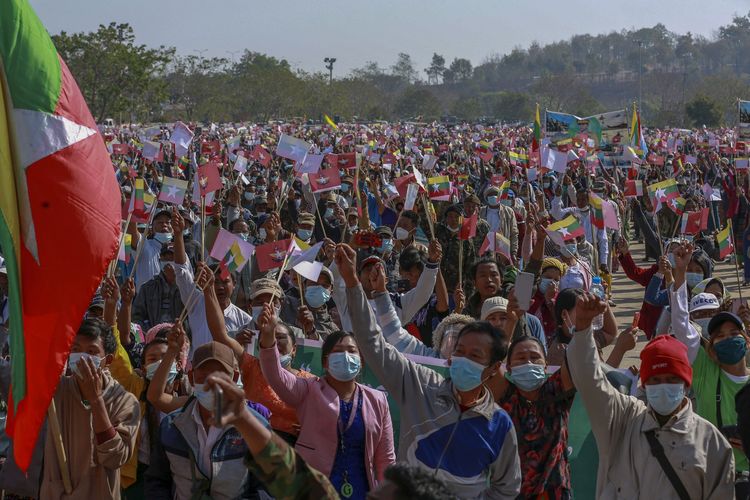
[0,0,121,470]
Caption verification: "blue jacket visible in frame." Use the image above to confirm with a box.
[145,397,269,500]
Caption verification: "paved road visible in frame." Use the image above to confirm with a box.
[603,240,746,368]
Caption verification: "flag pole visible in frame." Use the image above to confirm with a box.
[729,219,744,302]
[276,251,292,286]
[128,201,160,280]
[458,237,464,289]
[314,200,328,240]
[47,400,72,495]
[422,194,435,239]
[200,195,206,261]
[108,213,133,278]
[297,273,305,307]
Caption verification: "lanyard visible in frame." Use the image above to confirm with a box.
[338,386,361,437]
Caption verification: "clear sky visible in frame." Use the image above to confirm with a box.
[30,0,750,75]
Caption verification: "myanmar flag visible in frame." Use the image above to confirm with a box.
[547,215,584,241]
[667,196,686,216]
[589,192,605,229]
[428,175,451,201]
[0,0,121,470]
[647,178,679,212]
[717,222,734,259]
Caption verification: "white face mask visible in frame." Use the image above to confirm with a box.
[251,304,281,321]
[258,228,267,241]
[694,317,712,336]
[394,227,410,241]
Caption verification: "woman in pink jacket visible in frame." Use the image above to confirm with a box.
[257,303,395,500]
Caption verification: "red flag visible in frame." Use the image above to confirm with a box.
[474,146,493,162]
[680,211,703,235]
[459,213,478,240]
[197,161,222,197]
[201,140,221,156]
[327,152,356,169]
[337,134,354,146]
[308,167,342,193]
[112,142,129,155]
[251,145,272,167]
[394,174,416,198]
[255,239,292,272]
[700,207,710,231]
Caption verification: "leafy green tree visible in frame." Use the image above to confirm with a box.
[53,22,172,123]
[425,53,446,84]
[395,87,441,119]
[686,94,722,127]
[391,53,419,84]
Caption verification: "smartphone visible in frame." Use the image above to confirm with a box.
[515,272,535,311]
[632,312,641,329]
[213,386,224,427]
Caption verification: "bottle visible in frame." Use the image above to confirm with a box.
[590,276,605,330]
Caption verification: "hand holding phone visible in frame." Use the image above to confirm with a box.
[515,272,534,312]
[213,386,224,428]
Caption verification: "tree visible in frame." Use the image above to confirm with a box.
[450,96,481,120]
[53,22,172,123]
[425,53,446,85]
[447,58,473,82]
[391,53,419,84]
[394,87,441,119]
[686,94,722,127]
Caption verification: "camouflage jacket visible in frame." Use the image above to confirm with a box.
[435,222,476,292]
[245,434,339,500]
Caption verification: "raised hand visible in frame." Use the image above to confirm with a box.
[204,372,249,428]
[334,244,358,287]
[428,239,443,264]
[574,292,607,331]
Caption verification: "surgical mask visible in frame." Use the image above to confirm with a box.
[294,199,301,209]
[239,232,250,241]
[145,360,178,384]
[193,383,215,411]
[449,356,487,391]
[256,210,266,217]
[341,183,351,193]
[297,228,313,241]
[279,353,293,368]
[507,363,547,391]
[153,232,172,244]
[667,253,676,269]
[159,261,173,273]
[305,285,331,309]
[244,192,253,201]
[394,227,410,241]
[539,278,555,294]
[68,352,102,377]
[324,208,334,219]
[327,352,361,381]
[561,243,577,257]
[252,304,280,321]
[500,199,512,207]
[448,225,460,233]
[686,272,703,290]
[258,228,267,241]
[713,336,748,365]
[379,239,394,254]
[645,383,685,416]
[694,318,711,336]
[487,195,498,206]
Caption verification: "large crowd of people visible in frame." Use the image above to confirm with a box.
[2,117,750,499]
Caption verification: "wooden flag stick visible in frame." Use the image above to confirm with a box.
[729,220,744,302]
[458,238,464,289]
[314,200,328,240]
[200,195,206,261]
[297,273,305,307]
[422,194,435,239]
[108,213,133,278]
[276,250,292,286]
[47,400,72,495]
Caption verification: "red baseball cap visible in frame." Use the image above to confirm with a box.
[639,335,692,387]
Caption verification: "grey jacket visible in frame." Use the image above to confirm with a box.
[346,284,521,499]
[568,326,735,499]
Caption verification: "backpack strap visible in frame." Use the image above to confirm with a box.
[644,429,691,500]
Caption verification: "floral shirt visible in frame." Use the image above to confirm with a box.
[499,371,575,499]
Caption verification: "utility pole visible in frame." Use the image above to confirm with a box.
[324,57,336,85]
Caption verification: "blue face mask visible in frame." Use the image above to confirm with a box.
[686,272,703,290]
[153,232,173,244]
[324,208,334,220]
[500,199,513,207]
[667,253,676,269]
[327,352,361,381]
[561,243,577,257]
[645,383,685,415]
[713,335,748,365]
[507,363,547,391]
[145,360,178,384]
[539,278,555,294]
[449,356,487,391]
[341,183,351,193]
[297,228,313,241]
[279,353,293,368]
[305,285,331,309]
[487,195,498,206]
[379,238,394,255]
